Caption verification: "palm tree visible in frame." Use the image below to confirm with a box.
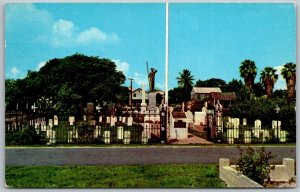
[176,69,194,92]
[260,67,278,99]
[239,60,257,91]
[281,62,296,103]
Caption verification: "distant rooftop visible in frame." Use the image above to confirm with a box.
[210,92,237,101]
[192,87,222,94]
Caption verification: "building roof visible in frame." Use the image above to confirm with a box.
[192,87,222,94]
[210,92,237,101]
[172,111,186,118]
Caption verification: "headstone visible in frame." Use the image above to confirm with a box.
[148,92,157,111]
[54,115,58,126]
[106,116,111,124]
[122,117,126,123]
[244,131,251,143]
[272,120,281,129]
[127,116,133,126]
[68,131,73,143]
[142,130,150,144]
[46,129,56,144]
[243,118,247,126]
[194,112,206,126]
[254,119,261,128]
[104,131,110,144]
[94,126,101,139]
[124,131,131,144]
[48,119,53,128]
[262,130,270,142]
[41,121,47,131]
[227,129,234,144]
[69,116,75,125]
[185,110,194,128]
[110,116,115,127]
[87,102,94,115]
[232,118,240,129]
[279,130,286,142]
[98,116,102,123]
[118,116,122,122]
[233,128,239,139]
[117,126,124,140]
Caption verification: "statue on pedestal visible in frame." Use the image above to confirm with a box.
[148,68,157,92]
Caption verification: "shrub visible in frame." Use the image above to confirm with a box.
[236,146,274,185]
[6,126,41,145]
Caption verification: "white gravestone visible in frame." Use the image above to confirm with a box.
[227,129,234,144]
[54,115,58,126]
[99,116,102,123]
[194,112,206,126]
[243,118,247,126]
[279,130,286,142]
[117,126,124,140]
[244,131,251,143]
[262,130,269,142]
[124,131,131,144]
[106,116,111,124]
[142,131,149,144]
[94,126,101,139]
[69,116,75,126]
[46,130,56,144]
[41,121,47,131]
[253,119,262,138]
[110,116,115,127]
[122,117,126,123]
[48,119,53,128]
[104,131,110,144]
[127,116,133,126]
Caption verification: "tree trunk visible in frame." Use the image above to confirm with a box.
[287,75,296,103]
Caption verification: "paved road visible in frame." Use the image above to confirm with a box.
[5,146,296,166]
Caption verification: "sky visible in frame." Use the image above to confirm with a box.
[5,3,296,91]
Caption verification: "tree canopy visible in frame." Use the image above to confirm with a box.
[5,53,127,117]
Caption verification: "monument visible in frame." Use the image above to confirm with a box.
[148,67,157,92]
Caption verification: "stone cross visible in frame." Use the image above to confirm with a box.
[31,103,38,112]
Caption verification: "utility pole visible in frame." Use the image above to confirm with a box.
[128,78,134,111]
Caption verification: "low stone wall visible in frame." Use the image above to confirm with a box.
[219,158,263,188]
[269,158,295,182]
[219,158,296,188]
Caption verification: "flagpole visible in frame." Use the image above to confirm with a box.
[165,0,169,107]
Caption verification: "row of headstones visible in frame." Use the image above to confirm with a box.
[225,117,286,144]
[46,126,152,145]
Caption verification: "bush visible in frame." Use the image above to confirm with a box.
[6,126,41,145]
[77,122,95,143]
[236,146,274,185]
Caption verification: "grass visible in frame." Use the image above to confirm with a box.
[5,164,226,188]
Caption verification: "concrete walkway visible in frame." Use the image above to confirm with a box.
[169,134,213,145]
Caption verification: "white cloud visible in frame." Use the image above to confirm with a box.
[132,72,148,87]
[112,59,129,76]
[36,61,47,71]
[11,67,20,75]
[50,20,118,47]
[274,65,286,90]
[53,19,74,37]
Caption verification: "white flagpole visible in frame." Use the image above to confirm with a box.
[165,0,169,107]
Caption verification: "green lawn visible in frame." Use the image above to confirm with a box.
[6,164,226,188]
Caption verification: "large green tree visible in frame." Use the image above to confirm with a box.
[6,54,126,117]
[239,60,257,91]
[195,78,226,88]
[281,62,296,103]
[260,67,278,99]
[176,69,194,92]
